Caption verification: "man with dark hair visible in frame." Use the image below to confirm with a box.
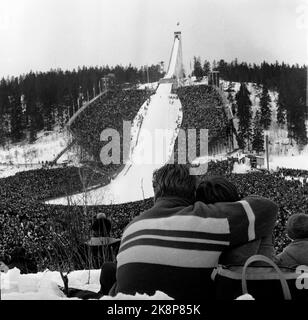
[152,163,197,202]
[113,164,278,299]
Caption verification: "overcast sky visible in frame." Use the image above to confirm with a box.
[0,0,307,78]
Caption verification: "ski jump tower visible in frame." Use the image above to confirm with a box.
[160,31,184,87]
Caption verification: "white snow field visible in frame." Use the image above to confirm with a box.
[0,128,78,178]
[0,267,172,300]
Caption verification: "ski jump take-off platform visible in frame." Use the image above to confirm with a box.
[48,31,185,205]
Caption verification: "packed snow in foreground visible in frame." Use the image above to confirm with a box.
[1,267,253,300]
[1,267,173,300]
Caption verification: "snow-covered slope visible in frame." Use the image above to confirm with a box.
[0,129,72,164]
[0,129,78,178]
[48,83,183,205]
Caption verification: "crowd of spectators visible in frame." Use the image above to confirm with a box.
[229,171,308,253]
[276,167,308,180]
[174,85,234,159]
[1,160,308,272]
[70,88,152,178]
[0,167,106,271]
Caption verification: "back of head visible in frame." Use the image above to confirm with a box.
[287,213,308,240]
[196,176,240,204]
[92,213,111,237]
[152,164,197,203]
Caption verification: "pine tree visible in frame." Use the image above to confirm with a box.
[277,107,286,127]
[259,86,272,130]
[226,82,236,114]
[0,114,6,146]
[10,100,23,141]
[203,60,211,76]
[252,110,265,153]
[212,60,217,71]
[9,85,24,142]
[193,56,203,79]
[235,83,252,150]
[236,134,245,150]
[0,80,7,145]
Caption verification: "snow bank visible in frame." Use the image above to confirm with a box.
[1,268,173,300]
[137,82,158,90]
[235,294,255,300]
[0,164,42,179]
[269,153,308,171]
[232,162,251,174]
[1,267,249,300]
[101,291,173,300]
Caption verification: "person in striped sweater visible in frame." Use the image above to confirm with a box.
[113,164,278,299]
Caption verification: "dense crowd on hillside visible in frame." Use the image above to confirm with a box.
[70,89,152,177]
[175,85,233,156]
[1,160,308,272]
[0,166,154,271]
[276,167,308,179]
[0,167,108,270]
[228,171,308,252]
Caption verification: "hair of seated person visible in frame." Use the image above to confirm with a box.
[196,176,241,204]
[286,213,308,240]
[152,164,197,203]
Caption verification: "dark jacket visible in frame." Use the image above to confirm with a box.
[219,235,275,266]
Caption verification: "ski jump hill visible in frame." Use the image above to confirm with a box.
[48,31,234,206]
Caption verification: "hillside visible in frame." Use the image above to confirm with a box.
[221,80,308,171]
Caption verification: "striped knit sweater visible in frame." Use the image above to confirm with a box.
[115,196,278,299]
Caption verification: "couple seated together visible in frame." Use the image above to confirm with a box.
[97,163,279,299]
[72,163,307,300]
